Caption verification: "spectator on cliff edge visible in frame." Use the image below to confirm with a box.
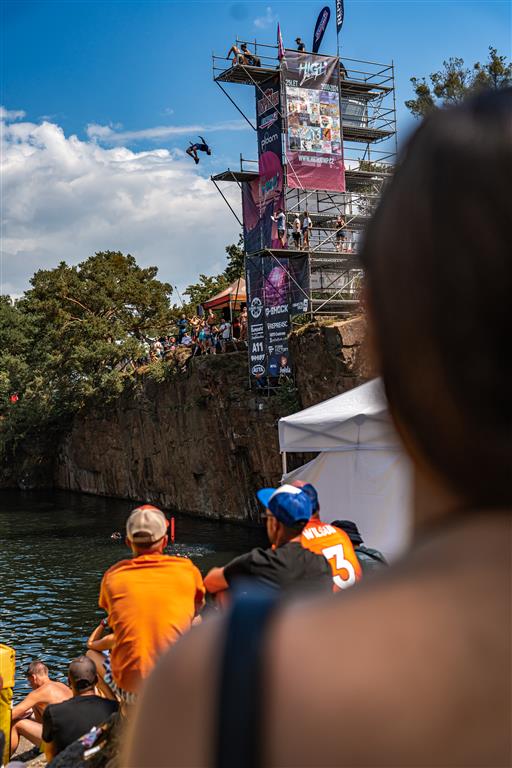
[219,319,231,352]
[177,315,188,342]
[204,485,332,598]
[94,505,205,704]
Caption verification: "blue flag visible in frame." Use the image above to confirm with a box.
[336,0,344,35]
[312,6,331,54]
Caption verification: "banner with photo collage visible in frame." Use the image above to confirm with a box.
[283,51,346,192]
[242,75,286,254]
[246,254,309,382]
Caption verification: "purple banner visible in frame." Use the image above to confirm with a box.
[242,76,286,254]
[283,51,345,193]
[257,75,285,249]
[246,253,309,382]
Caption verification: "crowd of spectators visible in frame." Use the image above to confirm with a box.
[6,486,384,766]
[134,304,249,368]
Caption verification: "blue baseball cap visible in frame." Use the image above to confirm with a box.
[256,484,313,527]
[290,480,319,513]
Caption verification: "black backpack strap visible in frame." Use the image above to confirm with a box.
[215,588,279,768]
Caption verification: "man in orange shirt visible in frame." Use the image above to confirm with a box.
[292,481,362,591]
[96,505,205,704]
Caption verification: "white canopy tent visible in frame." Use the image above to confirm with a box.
[279,379,413,560]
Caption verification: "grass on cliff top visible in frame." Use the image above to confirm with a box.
[292,314,364,337]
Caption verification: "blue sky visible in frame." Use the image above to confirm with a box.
[1,0,510,295]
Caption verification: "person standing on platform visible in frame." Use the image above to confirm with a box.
[302,211,312,249]
[271,208,287,248]
[296,37,306,52]
[292,215,302,249]
[336,213,346,252]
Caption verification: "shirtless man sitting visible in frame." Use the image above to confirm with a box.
[10,660,72,756]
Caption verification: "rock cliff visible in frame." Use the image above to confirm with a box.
[35,318,367,521]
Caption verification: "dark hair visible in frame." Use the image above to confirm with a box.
[361,88,512,506]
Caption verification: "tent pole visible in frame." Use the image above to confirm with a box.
[281,451,288,478]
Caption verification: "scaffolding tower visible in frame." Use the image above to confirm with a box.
[211,38,397,318]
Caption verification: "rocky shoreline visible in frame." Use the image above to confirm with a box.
[3,318,368,523]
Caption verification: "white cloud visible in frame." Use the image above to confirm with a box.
[0,106,26,120]
[253,6,277,29]
[0,113,243,297]
[86,119,248,144]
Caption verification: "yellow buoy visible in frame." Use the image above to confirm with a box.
[0,644,15,764]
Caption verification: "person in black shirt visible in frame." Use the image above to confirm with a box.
[204,484,332,596]
[331,519,388,574]
[295,37,306,52]
[42,656,118,761]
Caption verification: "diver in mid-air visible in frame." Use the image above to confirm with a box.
[186,136,212,164]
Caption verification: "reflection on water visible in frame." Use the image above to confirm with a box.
[0,490,265,696]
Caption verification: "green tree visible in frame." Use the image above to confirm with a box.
[183,235,244,310]
[223,235,245,283]
[0,296,34,410]
[405,46,512,118]
[1,252,174,459]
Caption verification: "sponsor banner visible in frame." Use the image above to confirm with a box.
[312,6,330,54]
[242,179,263,254]
[336,0,344,35]
[283,51,345,193]
[256,75,286,250]
[246,253,309,381]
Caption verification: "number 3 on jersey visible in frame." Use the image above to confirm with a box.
[322,544,356,590]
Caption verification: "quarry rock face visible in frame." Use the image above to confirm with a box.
[52,317,367,521]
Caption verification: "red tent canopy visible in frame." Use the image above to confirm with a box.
[203,278,246,310]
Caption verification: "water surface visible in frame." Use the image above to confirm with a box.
[0,490,265,696]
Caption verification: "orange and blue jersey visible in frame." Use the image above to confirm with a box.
[301,519,362,591]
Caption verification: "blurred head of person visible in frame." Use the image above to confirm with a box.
[360,88,512,519]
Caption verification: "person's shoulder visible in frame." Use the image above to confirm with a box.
[101,557,134,581]
[44,695,74,718]
[161,554,202,573]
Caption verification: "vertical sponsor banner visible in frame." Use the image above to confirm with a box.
[263,257,292,377]
[246,254,267,380]
[336,0,345,35]
[256,76,286,249]
[312,6,331,54]
[289,254,310,315]
[242,179,263,254]
[246,254,310,382]
[283,51,346,192]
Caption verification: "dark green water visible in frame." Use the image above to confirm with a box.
[0,490,265,697]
